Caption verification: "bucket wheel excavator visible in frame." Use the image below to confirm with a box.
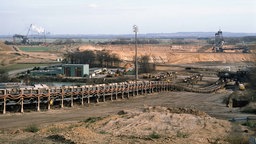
[212,29,250,53]
[13,24,32,44]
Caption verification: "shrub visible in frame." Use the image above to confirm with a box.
[99,130,108,134]
[83,117,102,123]
[47,135,75,144]
[226,134,249,144]
[148,131,161,139]
[242,121,256,128]
[176,131,189,138]
[47,127,62,133]
[24,124,39,133]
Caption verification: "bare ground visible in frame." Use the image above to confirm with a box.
[0,90,255,143]
[0,42,255,143]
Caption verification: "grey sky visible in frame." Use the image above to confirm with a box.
[1,0,256,35]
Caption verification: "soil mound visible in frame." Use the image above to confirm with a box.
[87,106,231,144]
[0,41,12,51]
[0,106,234,144]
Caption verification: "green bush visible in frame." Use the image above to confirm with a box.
[83,117,102,123]
[242,121,256,128]
[148,131,161,139]
[47,127,62,133]
[226,134,249,144]
[99,130,108,134]
[24,124,39,133]
[176,131,189,138]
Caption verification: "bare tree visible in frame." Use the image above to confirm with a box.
[64,50,121,68]
[139,55,155,73]
[0,70,9,82]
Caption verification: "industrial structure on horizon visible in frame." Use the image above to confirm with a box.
[13,24,46,45]
[212,29,250,53]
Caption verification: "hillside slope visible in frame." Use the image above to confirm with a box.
[79,44,256,64]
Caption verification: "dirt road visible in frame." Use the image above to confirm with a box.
[0,90,254,129]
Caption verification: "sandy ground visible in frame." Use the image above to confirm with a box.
[1,42,255,67]
[79,44,256,64]
[0,42,255,143]
[0,91,235,128]
[0,90,255,143]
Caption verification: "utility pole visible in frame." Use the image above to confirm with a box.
[133,25,138,80]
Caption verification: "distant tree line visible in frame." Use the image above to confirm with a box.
[64,50,121,68]
[207,36,256,45]
[53,39,83,45]
[97,39,160,45]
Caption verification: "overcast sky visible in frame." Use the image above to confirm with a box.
[1,0,256,35]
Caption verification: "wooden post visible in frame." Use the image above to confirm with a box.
[140,83,143,95]
[121,84,124,99]
[61,87,64,108]
[87,96,90,104]
[132,84,135,96]
[96,86,99,103]
[148,83,150,93]
[140,84,143,95]
[81,88,84,106]
[71,87,74,107]
[37,89,40,112]
[110,86,113,101]
[103,85,106,102]
[156,82,158,92]
[136,83,138,95]
[96,95,99,103]
[47,89,51,110]
[153,82,155,92]
[152,82,154,93]
[87,88,90,104]
[21,97,24,113]
[127,84,130,98]
[115,85,118,100]
[3,97,6,114]
[20,89,24,113]
[145,83,147,94]
[144,83,146,94]
[142,83,145,95]
[2,90,7,114]
[159,82,162,92]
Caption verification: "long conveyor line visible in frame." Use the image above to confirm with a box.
[0,80,225,114]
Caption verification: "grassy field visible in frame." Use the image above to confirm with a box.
[0,63,51,72]
[19,46,52,52]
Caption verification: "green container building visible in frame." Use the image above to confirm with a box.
[62,64,89,77]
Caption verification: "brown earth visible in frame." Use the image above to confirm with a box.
[0,41,61,67]
[0,42,12,51]
[0,42,255,143]
[79,44,256,64]
[0,41,255,68]
[0,91,254,143]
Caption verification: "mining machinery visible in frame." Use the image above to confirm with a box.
[217,70,248,83]
[13,34,29,44]
[13,24,32,44]
[13,24,46,45]
[212,29,250,53]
